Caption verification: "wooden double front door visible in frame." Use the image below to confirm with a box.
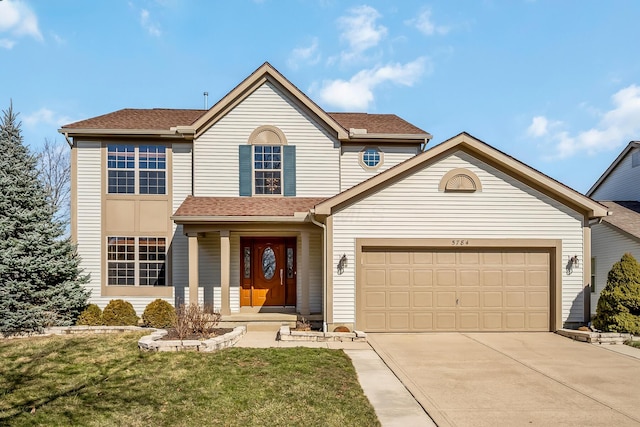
[240,237,296,307]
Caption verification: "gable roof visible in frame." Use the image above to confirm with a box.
[598,201,640,242]
[59,62,431,144]
[314,132,609,219]
[587,141,640,197]
[173,196,326,223]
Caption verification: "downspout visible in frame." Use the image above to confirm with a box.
[309,209,328,333]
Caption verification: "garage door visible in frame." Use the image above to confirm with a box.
[357,248,551,332]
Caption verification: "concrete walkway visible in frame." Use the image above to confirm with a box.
[236,330,435,426]
[369,332,640,427]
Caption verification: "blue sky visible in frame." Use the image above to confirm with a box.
[1,0,639,193]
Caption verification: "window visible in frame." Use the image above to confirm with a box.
[239,125,296,197]
[107,145,166,194]
[254,145,282,195]
[363,148,381,167]
[359,147,383,170]
[591,257,596,293]
[107,236,166,286]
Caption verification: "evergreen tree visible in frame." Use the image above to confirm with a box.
[0,102,89,336]
[593,253,640,334]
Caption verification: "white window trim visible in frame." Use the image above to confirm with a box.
[106,236,167,287]
[106,144,167,195]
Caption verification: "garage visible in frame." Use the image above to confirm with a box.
[357,246,552,332]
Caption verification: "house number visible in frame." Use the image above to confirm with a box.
[451,239,469,246]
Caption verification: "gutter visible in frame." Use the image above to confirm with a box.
[309,209,328,333]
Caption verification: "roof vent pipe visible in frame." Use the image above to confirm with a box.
[203,92,208,109]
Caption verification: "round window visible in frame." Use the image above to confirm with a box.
[362,148,381,168]
[262,247,276,280]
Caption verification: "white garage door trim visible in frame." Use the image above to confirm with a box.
[355,238,562,332]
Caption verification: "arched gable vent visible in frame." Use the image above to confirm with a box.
[248,125,288,145]
[439,168,482,192]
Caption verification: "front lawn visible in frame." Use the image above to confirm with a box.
[0,332,379,427]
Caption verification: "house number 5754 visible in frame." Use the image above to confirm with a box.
[451,239,469,246]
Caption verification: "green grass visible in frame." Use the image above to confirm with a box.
[626,339,640,349]
[0,333,380,427]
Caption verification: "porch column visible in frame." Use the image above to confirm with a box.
[300,231,310,315]
[188,233,199,305]
[220,230,231,315]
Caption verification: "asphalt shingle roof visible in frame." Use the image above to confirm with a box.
[173,196,327,218]
[61,109,427,135]
[600,201,640,241]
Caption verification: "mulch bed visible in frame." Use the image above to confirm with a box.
[159,328,234,341]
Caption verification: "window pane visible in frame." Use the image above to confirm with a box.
[254,145,283,195]
[139,171,166,195]
[140,146,166,170]
[107,145,134,169]
[108,170,135,193]
[139,238,166,286]
[363,148,381,167]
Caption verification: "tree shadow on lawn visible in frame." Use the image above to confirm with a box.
[0,333,164,425]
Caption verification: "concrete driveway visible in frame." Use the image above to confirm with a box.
[368,333,640,427]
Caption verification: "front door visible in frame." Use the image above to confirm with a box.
[240,237,296,307]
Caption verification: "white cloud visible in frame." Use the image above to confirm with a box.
[407,8,449,36]
[337,5,387,62]
[317,58,429,110]
[140,9,161,37]
[0,0,43,47]
[0,38,16,49]
[23,108,73,129]
[527,115,561,138]
[287,38,321,70]
[531,85,640,159]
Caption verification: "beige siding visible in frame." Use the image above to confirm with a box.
[340,145,418,191]
[309,232,323,313]
[194,82,340,197]
[76,141,103,308]
[331,151,585,325]
[591,146,640,200]
[171,143,192,306]
[591,223,640,315]
[199,234,221,310]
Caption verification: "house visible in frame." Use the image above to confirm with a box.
[586,141,640,316]
[60,62,607,332]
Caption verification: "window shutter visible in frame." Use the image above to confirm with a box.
[239,145,252,196]
[283,145,296,196]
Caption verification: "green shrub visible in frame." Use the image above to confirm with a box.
[76,304,103,326]
[102,299,139,326]
[142,299,176,328]
[593,253,640,334]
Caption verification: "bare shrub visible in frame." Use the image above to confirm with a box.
[173,303,222,340]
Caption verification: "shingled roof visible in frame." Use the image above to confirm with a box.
[173,196,327,220]
[61,108,427,136]
[61,108,206,130]
[599,201,640,241]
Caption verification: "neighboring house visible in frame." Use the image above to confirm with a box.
[60,62,607,332]
[587,141,640,316]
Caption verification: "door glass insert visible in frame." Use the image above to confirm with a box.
[244,247,251,278]
[287,247,294,279]
[262,247,276,280]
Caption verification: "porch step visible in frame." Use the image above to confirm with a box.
[219,312,297,332]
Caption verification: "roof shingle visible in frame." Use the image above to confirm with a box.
[61,108,206,130]
[600,201,640,241]
[173,196,327,218]
[61,109,428,136]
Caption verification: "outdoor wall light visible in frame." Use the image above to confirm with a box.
[337,254,348,275]
[566,255,579,275]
